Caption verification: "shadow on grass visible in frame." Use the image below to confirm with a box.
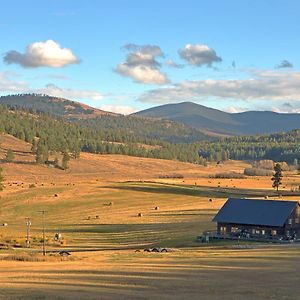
[103,182,291,198]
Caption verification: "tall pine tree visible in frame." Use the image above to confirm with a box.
[271,163,283,191]
[0,167,4,191]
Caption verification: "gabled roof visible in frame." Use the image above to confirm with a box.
[213,198,299,227]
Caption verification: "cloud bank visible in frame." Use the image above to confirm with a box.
[99,104,136,115]
[4,40,79,68]
[0,72,102,101]
[115,44,168,84]
[138,71,300,103]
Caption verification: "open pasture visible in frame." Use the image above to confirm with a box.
[1,134,300,299]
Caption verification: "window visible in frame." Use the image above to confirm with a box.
[231,227,238,233]
[261,230,265,235]
[288,218,292,225]
[271,230,277,236]
[220,226,226,234]
[295,218,299,224]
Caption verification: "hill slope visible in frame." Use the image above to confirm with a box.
[0,94,115,119]
[135,102,300,135]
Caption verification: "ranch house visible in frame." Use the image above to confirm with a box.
[213,198,300,239]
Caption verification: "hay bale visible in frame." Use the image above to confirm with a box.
[95,215,99,219]
[264,195,269,199]
[2,223,8,227]
[209,199,213,202]
[155,206,159,210]
[138,213,143,217]
[54,194,58,197]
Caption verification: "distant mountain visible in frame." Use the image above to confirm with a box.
[0,94,115,119]
[134,102,300,135]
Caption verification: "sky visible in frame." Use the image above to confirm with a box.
[1,0,300,114]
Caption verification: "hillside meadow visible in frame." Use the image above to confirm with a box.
[1,133,300,299]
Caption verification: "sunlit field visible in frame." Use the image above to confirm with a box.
[1,134,300,299]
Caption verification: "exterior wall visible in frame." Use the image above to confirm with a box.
[217,222,285,237]
[283,206,300,237]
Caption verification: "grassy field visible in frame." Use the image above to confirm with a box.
[1,133,300,299]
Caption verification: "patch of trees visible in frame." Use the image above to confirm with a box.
[198,132,300,163]
[244,160,296,176]
[0,167,4,191]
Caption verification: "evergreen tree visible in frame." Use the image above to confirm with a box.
[0,167,4,191]
[271,163,283,191]
[35,139,49,163]
[5,149,15,162]
[62,152,70,170]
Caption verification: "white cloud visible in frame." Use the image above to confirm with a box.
[138,71,300,103]
[116,44,168,84]
[165,59,183,68]
[99,104,137,115]
[225,106,247,113]
[179,44,222,67]
[0,72,28,93]
[4,40,79,68]
[0,73,102,101]
[34,84,103,101]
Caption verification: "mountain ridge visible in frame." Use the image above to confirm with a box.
[134,101,300,135]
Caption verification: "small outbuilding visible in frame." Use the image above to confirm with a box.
[213,198,300,239]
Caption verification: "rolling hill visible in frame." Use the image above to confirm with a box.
[0,94,115,119]
[134,102,300,135]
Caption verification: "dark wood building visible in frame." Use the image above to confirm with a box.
[213,198,300,239]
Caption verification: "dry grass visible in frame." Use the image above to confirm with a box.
[1,133,300,299]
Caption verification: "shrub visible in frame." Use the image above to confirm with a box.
[211,172,245,179]
[244,168,274,176]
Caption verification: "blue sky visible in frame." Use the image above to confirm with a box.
[1,0,300,114]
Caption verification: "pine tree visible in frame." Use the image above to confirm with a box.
[5,149,15,162]
[62,152,70,170]
[0,167,4,191]
[271,163,283,191]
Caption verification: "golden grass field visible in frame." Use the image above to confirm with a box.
[1,133,300,299]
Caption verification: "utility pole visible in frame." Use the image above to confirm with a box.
[38,210,47,256]
[25,217,31,248]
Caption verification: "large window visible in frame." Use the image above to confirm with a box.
[220,226,227,234]
[231,227,238,233]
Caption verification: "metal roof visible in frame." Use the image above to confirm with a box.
[212,198,298,227]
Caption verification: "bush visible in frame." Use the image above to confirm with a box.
[211,172,245,179]
[244,168,274,176]
[158,174,184,179]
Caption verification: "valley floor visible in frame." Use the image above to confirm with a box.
[1,134,300,299]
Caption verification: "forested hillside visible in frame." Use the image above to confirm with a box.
[0,104,299,165]
[198,131,300,163]
[0,105,206,164]
[0,94,113,118]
